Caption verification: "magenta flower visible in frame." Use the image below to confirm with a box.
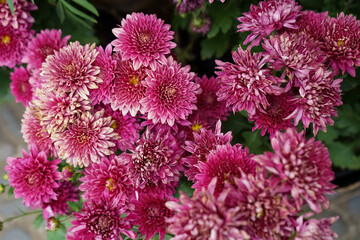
[127,193,175,240]
[249,92,295,137]
[90,44,117,105]
[79,155,133,203]
[140,57,200,126]
[22,29,70,69]
[184,120,232,181]
[41,181,79,216]
[112,12,176,70]
[69,198,137,240]
[237,0,301,46]
[215,46,283,117]
[287,67,343,135]
[126,127,184,195]
[294,215,339,240]
[0,0,36,29]
[41,41,102,100]
[5,144,61,208]
[110,54,147,116]
[52,110,118,167]
[10,66,33,106]
[323,12,360,77]
[253,128,336,213]
[173,0,205,14]
[294,11,328,41]
[166,178,250,240]
[0,25,34,68]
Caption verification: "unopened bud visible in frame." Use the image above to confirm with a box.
[61,166,74,181]
[47,217,60,231]
[2,174,8,181]
[0,184,5,194]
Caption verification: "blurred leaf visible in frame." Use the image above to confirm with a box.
[175,176,194,199]
[7,186,14,198]
[6,0,14,15]
[316,125,339,144]
[328,141,360,169]
[56,0,65,23]
[201,33,229,59]
[61,0,97,23]
[47,228,66,240]
[242,129,266,154]
[72,0,99,16]
[33,214,44,229]
[336,104,360,134]
[67,199,83,212]
[64,5,92,29]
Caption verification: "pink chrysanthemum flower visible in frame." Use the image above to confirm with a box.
[184,120,232,181]
[262,32,326,89]
[253,128,336,213]
[166,178,250,240]
[287,67,343,135]
[110,54,147,116]
[140,57,200,126]
[294,215,339,240]
[127,193,175,240]
[0,25,34,68]
[231,170,298,239]
[294,10,328,41]
[22,29,70,70]
[112,12,176,70]
[173,0,205,14]
[194,143,256,196]
[69,198,137,240]
[0,0,36,29]
[21,104,57,156]
[125,127,184,195]
[52,110,118,167]
[41,41,101,100]
[215,46,283,117]
[79,155,133,203]
[34,89,91,135]
[10,66,33,106]
[5,144,61,208]
[249,92,295,137]
[41,181,79,216]
[322,12,360,77]
[237,0,301,46]
[90,44,117,105]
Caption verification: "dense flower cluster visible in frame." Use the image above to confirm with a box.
[2,0,349,239]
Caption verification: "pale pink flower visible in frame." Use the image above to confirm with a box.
[10,66,33,106]
[294,215,339,240]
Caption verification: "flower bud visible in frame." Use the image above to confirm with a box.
[2,173,8,181]
[0,184,5,194]
[47,217,60,231]
[61,166,74,181]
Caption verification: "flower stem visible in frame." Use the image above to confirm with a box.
[2,210,42,223]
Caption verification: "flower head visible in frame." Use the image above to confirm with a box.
[10,66,33,106]
[293,10,328,41]
[173,0,205,14]
[253,128,336,212]
[0,0,36,29]
[112,12,176,70]
[5,144,61,207]
[140,57,200,126]
[294,215,339,240]
[41,41,101,100]
[237,0,301,46]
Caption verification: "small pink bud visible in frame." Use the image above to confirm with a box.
[61,166,74,181]
[47,217,60,231]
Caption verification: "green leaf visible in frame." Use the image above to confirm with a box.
[7,186,14,198]
[72,0,99,16]
[33,214,44,229]
[242,130,265,154]
[64,6,92,29]
[67,199,83,212]
[56,0,65,23]
[316,125,339,144]
[62,0,97,23]
[175,177,194,199]
[6,0,15,15]
[328,141,360,169]
[336,104,360,134]
[200,33,229,59]
[47,228,66,240]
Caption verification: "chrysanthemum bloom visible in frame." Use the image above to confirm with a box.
[41,181,79,216]
[10,66,33,106]
[110,54,147,116]
[21,104,57,156]
[0,25,34,68]
[209,0,225,3]
[34,89,91,135]
[140,57,200,126]
[0,0,36,29]
[126,127,184,195]
[249,92,295,137]
[190,14,211,36]
[112,12,176,70]
[237,0,301,46]
[127,192,175,240]
[5,144,61,208]
[262,32,326,89]
[322,12,360,77]
[287,67,343,135]
[79,155,133,203]
[293,10,328,41]
[231,170,298,239]
[41,41,101,100]
[253,128,336,213]
[294,215,339,239]
[166,178,250,240]
[69,198,137,240]
[22,29,70,70]
[52,110,118,167]
[215,46,283,117]
[173,0,205,14]
[90,44,117,105]
[184,120,232,181]
[194,143,256,196]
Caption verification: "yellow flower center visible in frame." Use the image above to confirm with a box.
[129,75,139,86]
[0,0,6,4]
[105,178,115,191]
[337,40,344,47]
[110,121,117,129]
[1,35,11,45]
[192,123,202,132]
